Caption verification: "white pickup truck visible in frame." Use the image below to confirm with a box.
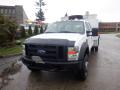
[22,15,99,80]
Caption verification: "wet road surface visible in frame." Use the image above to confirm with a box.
[1,34,120,90]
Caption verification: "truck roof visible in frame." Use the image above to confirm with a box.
[58,19,87,23]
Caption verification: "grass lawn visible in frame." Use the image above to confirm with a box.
[0,45,22,57]
[0,38,26,57]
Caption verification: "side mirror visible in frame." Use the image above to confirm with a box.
[92,28,99,36]
[86,31,92,36]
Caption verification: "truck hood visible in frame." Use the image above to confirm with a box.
[31,33,84,41]
[25,33,85,46]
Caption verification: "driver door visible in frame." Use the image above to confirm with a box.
[85,22,93,51]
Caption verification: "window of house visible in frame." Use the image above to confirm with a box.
[0,9,4,14]
[9,9,11,14]
[12,9,15,14]
[5,9,7,14]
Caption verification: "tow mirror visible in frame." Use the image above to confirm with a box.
[92,28,99,36]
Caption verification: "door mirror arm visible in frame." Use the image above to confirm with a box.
[86,31,92,36]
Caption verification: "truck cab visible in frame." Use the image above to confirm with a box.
[21,15,99,80]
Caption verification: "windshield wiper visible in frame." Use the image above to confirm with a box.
[45,31,77,33]
[59,31,73,33]
[45,32,56,33]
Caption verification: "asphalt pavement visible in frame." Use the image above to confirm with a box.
[0,34,120,90]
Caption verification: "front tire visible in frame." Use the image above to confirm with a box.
[27,67,40,72]
[76,54,89,81]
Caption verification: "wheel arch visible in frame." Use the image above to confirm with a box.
[78,42,89,60]
[84,47,89,56]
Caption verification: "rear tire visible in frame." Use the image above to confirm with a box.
[91,47,94,52]
[91,46,98,52]
[94,47,98,52]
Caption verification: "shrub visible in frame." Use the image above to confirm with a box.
[20,26,26,38]
[0,15,18,46]
[34,25,39,35]
[40,26,44,33]
[28,25,32,36]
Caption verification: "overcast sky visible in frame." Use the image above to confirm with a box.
[0,0,120,22]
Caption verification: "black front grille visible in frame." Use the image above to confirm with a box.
[25,44,67,62]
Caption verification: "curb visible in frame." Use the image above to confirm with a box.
[0,53,22,58]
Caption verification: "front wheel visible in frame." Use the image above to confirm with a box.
[27,67,40,72]
[76,54,89,81]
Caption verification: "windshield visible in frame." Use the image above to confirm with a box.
[45,21,85,34]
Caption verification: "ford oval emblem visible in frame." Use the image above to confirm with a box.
[38,50,46,55]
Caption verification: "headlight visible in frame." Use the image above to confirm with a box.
[22,45,26,56]
[68,47,79,61]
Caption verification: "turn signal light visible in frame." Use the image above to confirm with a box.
[68,51,77,55]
